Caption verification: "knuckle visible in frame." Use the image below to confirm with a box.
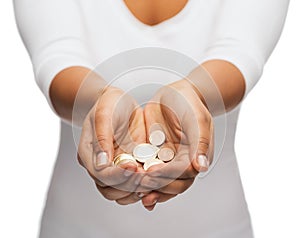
[198,136,210,146]
[103,193,116,201]
[96,185,115,201]
[179,180,193,194]
[177,184,186,194]
[198,142,209,154]
[94,136,111,152]
[77,153,85,167]
[96,134,109,144]
[89,171,102,183]
[120,182,138,193]
[186,165,198,178]
[115,199,130,206]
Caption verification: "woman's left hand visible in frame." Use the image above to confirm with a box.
[138,79,214,211]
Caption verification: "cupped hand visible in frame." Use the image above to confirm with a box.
[139,79,214,211]
[77,86,148,205]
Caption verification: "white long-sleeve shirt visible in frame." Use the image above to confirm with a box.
[14,1,289,237]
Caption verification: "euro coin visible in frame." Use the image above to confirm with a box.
[133,143,160,163]
[143,158,164,171]
[113,153,137,166]
[158,147,175,162]
[149,130,166,147]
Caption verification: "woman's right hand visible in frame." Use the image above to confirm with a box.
[77,86,147,205]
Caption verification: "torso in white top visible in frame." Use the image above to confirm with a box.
[13,0,290,237]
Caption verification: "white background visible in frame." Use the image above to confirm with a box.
[0,1,299,238]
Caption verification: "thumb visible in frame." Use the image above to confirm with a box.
[186,114,213,173]
[93,106,114,167]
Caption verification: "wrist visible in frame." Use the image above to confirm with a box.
[50,66,108,125]
[185,65,227,116]
[169,77,209,112]
[183,78,209,110]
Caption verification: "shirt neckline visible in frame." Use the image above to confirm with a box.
[113,0,194,32]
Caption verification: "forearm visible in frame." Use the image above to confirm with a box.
[49,66,107,125]
[189,0,290,116]
[187,59,245,116]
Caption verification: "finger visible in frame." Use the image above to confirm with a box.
[115,192,145,206]
[95,166,146,201]
[192,123,214,173]
[92,162,138,187]
[94,100,115,162]
[141,191,160,208]
[139,175,174,190]
[185,111,213,172]
[142,191,177,208]
[144,204,156,211]
[85,158,138,188]
[77,153,84,168]
[87,169,107,187]
[129,107,146,144]
[95,166,147,204]
[96,184,132,201]
[157,179,194,194]
[144,103,165,141]
[111,166,145,193]
[146,153,198,179]
[78,112,132,187]
[117,107,147,153]
[78,115,94,168]
[140,176,194,195]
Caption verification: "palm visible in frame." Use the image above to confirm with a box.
[93,87,145,158]
[139,81,212,210]
[144,99,196,183]
[79,86,146,204]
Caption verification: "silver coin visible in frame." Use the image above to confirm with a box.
[149,130,166,147]
[133,143,160,163]
[143,158,164,171]
[157,147,175,162]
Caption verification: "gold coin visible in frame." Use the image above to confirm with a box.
[113,153,136,166]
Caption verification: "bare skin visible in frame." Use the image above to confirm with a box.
[124,0,189,26]
[49,0,246,211]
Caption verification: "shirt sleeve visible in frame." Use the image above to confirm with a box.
[200,0,290,99]
[13,0,94,112]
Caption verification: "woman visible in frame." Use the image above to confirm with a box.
[14,0,289,237]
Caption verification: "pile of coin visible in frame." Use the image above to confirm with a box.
[113,129,175,171]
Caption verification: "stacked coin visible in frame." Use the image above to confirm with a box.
[113,129,175,171]
[113,153,137,166]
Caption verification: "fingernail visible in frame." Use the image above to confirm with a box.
[145,206,154,211]
[151,199,158,205]
[198,155,209,169]
[96,152,108,167]
[137,192,145,198]
[144,200,157,211]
